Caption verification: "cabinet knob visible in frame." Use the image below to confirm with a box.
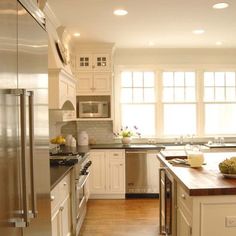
[60,206,64,211]
[181,194,186,199]
[50,195,55,201]
[63,182,67,186]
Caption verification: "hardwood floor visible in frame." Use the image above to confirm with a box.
[79,198,159,236]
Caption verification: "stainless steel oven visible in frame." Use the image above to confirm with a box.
[159,167,176,236]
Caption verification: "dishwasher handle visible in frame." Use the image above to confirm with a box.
[126,151,147,154]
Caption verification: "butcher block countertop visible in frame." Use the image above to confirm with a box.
[157,151,236,196]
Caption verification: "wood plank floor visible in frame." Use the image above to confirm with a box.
[79,199,159,236]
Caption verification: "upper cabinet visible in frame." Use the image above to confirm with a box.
[77,53,111,71]
[73,43,115,95]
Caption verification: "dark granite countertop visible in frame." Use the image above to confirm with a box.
[90,143,165,150]
[50,165,73,190]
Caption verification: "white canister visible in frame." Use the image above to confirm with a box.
[71,137,77,147]
[65,134,73,146]
[77,131,89,146]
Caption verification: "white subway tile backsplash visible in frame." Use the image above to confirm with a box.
[61,120,114,144]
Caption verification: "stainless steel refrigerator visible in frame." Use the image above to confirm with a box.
[0,0,51,235]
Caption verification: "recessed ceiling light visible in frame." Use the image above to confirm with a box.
[113,9,128,16]
[192,29,205,35]
[148,41,155,46]
[73,32,81,37]
[213,2,229,9]
[216,41,223,45]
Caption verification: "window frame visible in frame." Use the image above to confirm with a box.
[203,70,236,136]
[114,65,236,139]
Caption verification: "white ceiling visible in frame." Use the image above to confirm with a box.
[47,0,236,48]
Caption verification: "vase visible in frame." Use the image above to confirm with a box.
[122,137,132,145]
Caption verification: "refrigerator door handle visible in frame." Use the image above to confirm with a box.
[19,89,31,227]
[28,91,38,218]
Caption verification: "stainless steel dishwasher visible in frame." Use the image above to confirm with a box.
[125,149,159,198]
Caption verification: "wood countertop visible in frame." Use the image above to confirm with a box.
[157,152,236,196]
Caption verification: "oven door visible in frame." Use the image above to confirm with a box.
[75,173,90,231]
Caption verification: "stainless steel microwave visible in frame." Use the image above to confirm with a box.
[78,101,109,118]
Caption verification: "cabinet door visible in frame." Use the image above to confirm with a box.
[60,195,72,236]
[76,72,93,94]
[77,54,92,71]
[90,151,106,193]
[147,152,160,193]
[93,72,111,94]
[51,209,61,236]
[108,151,125,193]
[177,208,192,236]
[93,54,110,71]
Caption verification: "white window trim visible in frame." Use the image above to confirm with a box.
[114,65,236,138]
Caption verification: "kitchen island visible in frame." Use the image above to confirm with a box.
[158,151,236,236]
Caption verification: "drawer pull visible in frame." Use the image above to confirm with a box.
[181,194,186,199]
[113,153,119,156]
[50,196,55,201]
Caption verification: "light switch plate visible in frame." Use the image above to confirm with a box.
[226,216,236,227]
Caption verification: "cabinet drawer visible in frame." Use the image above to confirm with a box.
[51,173,71,213]
[177,184,192,214]
[51,185,60,213]
[59,173,71,201]
[109,151,124,160]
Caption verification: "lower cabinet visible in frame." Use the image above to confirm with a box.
[176,183,236,236]
[177,207,192,236]
[51,172,72,236]
[89,149,125,199]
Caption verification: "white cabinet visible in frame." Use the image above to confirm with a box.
[89,151,106,194]
[177,207,192,236]
[51,173,72,236]
[108,151,125,193]
[176,183,236,236]
[147,151,160,194]
[76,71,110,94]
[74,44,114,95]
[89,149,125,199]
[176,184,192,236]
[77,53,111,71]
[49,68,76,112]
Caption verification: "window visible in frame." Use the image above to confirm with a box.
[204,72,236,135]
[120,71,156,136]
[162,72,197,136]
[116,67,236,138]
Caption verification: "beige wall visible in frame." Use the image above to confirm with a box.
[114,48,236,66]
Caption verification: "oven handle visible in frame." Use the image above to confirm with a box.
[77,172,90,190]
